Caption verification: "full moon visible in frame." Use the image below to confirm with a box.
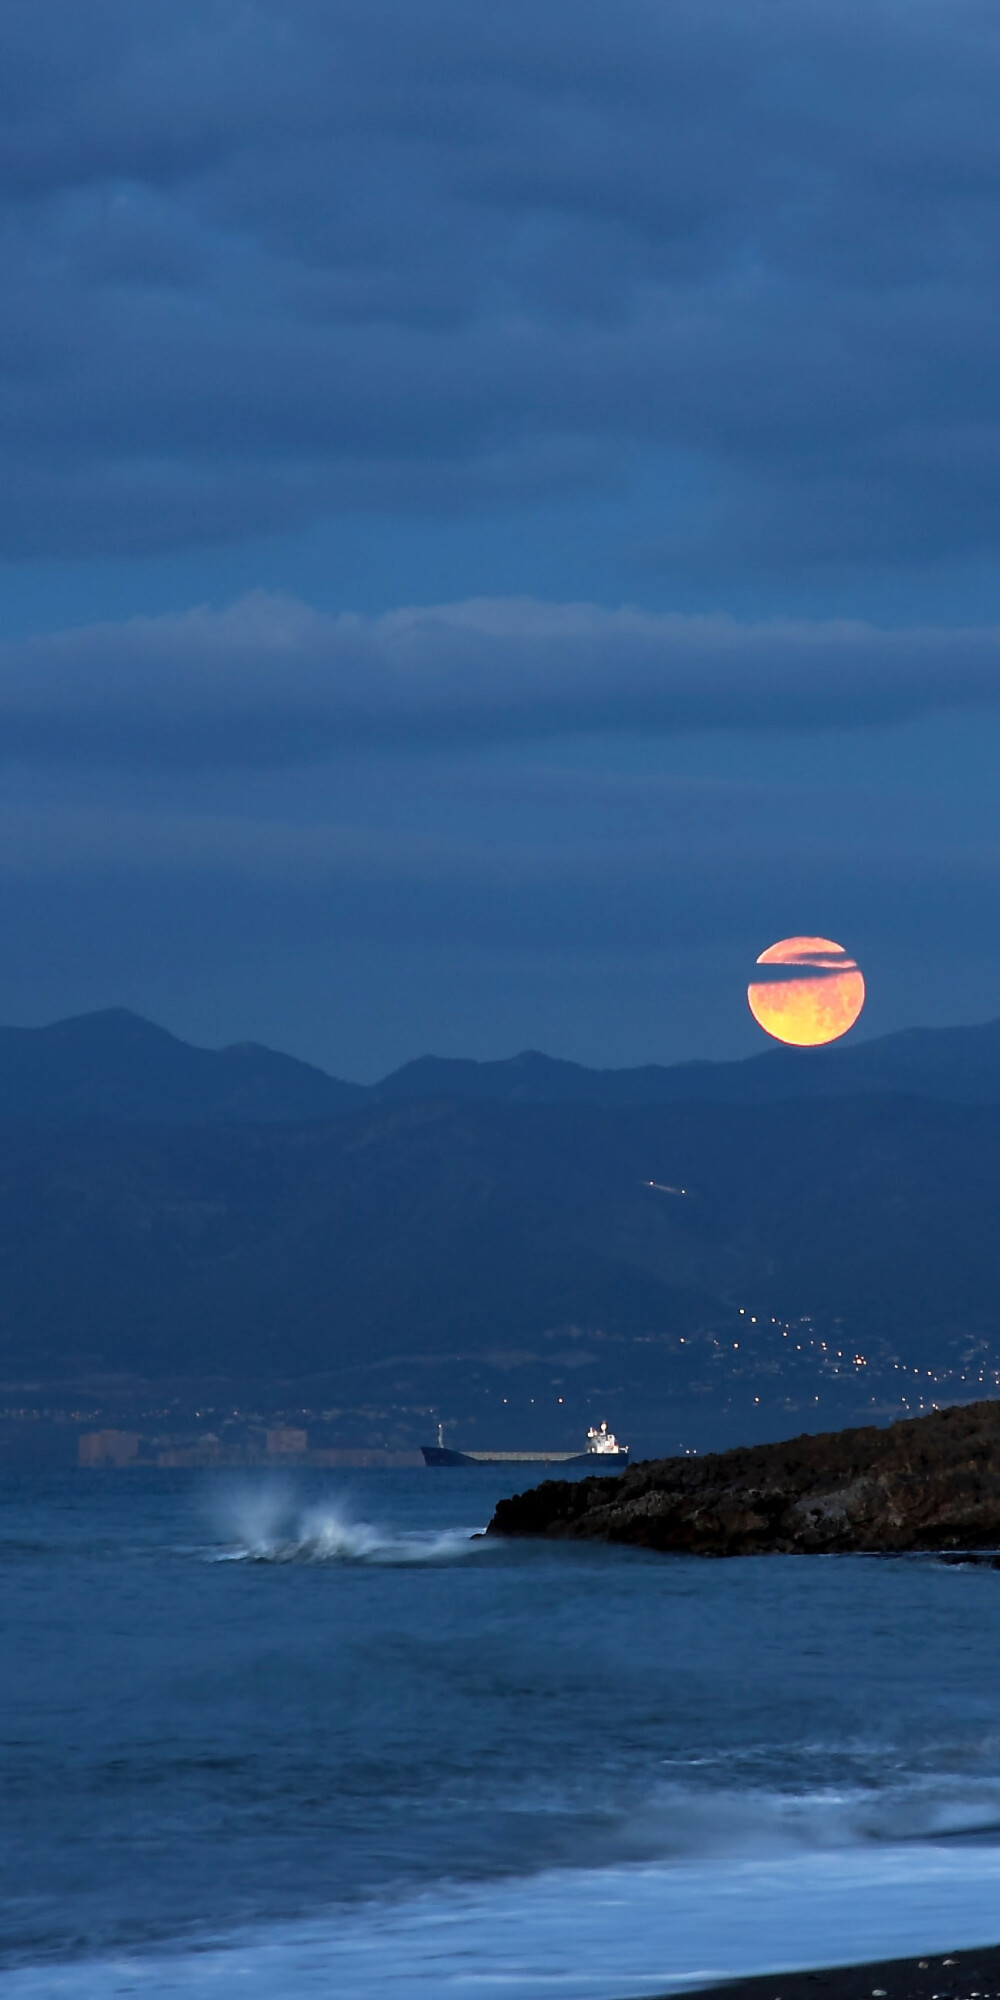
[747,936,865,1046]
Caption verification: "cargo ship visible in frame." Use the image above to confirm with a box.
[421,1420,628,1469]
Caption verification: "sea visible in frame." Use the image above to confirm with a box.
[3,1467,1000,2000]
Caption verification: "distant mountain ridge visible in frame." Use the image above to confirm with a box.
[3,1006,1000,1122]
[0,1008,363,1124]
[372,1024,1000,1108]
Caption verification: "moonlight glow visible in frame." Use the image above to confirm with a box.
[747,936,865,1046]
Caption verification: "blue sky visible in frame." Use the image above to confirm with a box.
[4,0,1000,1076]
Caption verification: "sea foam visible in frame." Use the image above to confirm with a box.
[4,1842,1000,2000]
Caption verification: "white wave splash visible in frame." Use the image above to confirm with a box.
[205,1488,487,1565]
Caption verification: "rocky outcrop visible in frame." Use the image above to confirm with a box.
[486,1400,1000,1554]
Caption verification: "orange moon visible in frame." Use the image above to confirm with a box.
[747,936,865,1046]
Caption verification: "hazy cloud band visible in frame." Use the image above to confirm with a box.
[4,594,1000,766]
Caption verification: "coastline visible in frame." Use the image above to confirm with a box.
[487,1400,1000,1555]
[643,1945,1000,2000]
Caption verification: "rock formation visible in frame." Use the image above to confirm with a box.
[486,1399,1000,1555]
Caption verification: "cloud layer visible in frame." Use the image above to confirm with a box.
[2,0,1000,571]
[3,3,1000,1073]
[4,594,1000,766]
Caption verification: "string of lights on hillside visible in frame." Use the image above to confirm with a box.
[721,1308,1000,1414]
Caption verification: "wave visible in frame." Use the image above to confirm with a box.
[611,1771,1000,1865]
[204,1489,488,1565]
[5,1842,1000,2000]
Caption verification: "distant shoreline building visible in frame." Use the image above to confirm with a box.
[78,1430,140,1468]
[77,1425,421,1469]
[265,1425,308,1457]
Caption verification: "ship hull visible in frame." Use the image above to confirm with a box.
[421,1445,628,1469]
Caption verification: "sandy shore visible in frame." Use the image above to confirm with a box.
[647,1946,1000,2000]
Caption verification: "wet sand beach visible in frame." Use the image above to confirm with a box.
[650,1947,1000,2000]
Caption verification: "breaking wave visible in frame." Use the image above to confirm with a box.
[205,1488,488,1565]
[607,1771,1000,1865]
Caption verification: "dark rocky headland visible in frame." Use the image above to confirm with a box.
[487,1399,1000,1555]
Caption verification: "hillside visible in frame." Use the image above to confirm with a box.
[1,1092,999,1457]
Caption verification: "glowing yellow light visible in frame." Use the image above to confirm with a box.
[747,935,865,1046]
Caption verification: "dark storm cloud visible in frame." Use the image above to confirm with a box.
[3,0,1000,568]
[5,595,1000,766]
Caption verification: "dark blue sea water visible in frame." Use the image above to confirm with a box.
[3,1469,1000,1999]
